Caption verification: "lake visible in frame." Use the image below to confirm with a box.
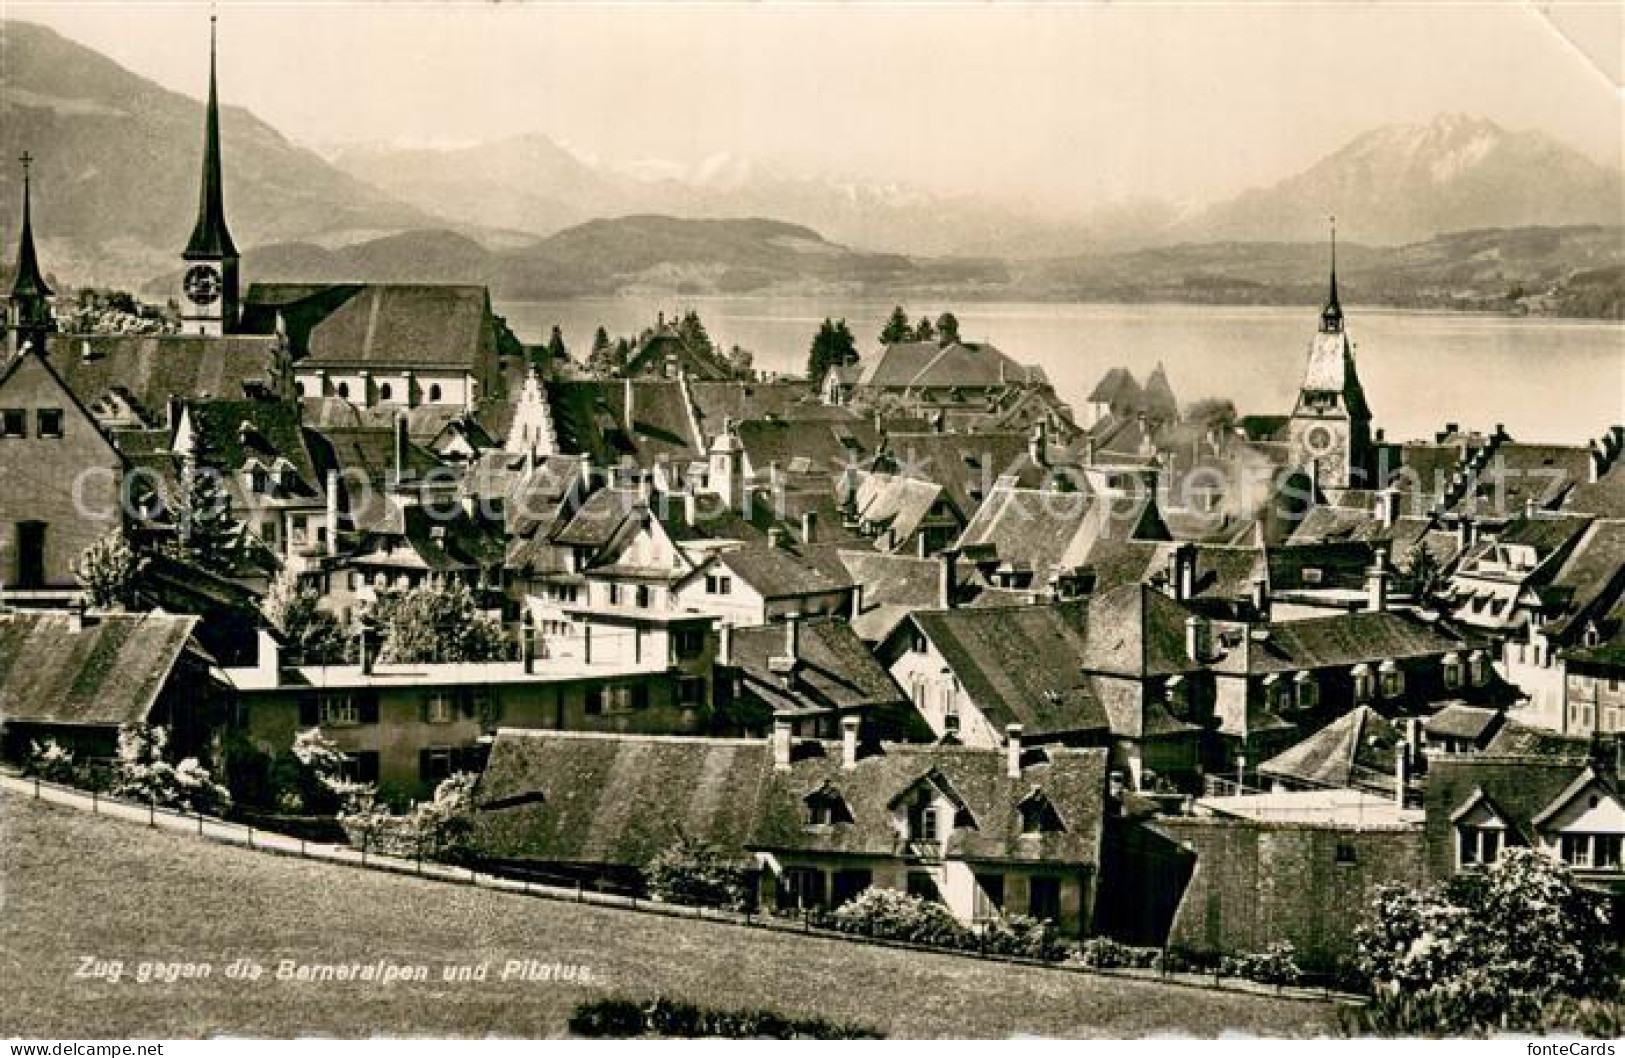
[496,298,1624,446]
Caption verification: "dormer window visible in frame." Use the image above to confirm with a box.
[1018,790,1066,835]
[1443,652,1464,690]
[804,784,853,827]
[1352,663,1375,703]
[1294,671,1318,710]
[1164,675,1187,712]
[1468,650,1490,687]
[1379,660,1404,699]
[913,806,939,842]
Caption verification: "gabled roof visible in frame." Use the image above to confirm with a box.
[43,334,284,427]
[752,742,1107,865]
[1297,329,1370,420]
[623,325,735,381]
[0,612,200,727]
[1529,767,1620,829]
[1086,367,1141,407]
[1450,445,1593,516]
[241,283,492,370]
[472,731,772,868]
[731,617,905,715]
[851,340,1041,390]
[712,544,854,600]
[1078,583,1199,678]
[909,601,1109,738]
[1210,610,1471,676]
[1426,753,1596,849]
[182,400,324,499]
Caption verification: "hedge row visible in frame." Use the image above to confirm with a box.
[567,997,883,1039]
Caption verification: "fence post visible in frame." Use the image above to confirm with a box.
[92,788,99,813]
[149,798,156,827]
[577,881,584,903]
[247,825,254,849]
[361,833,369,867]
[33,776,40,799]
[197,812,204,835]
[300,836,307,858]
[803,908,811,933]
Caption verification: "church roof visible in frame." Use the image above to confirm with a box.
[9,160,51,300]
[183,19,237,261]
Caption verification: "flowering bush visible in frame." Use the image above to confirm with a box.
[645,837,756,911]
[108,724,231,815]
[23,739,78,784]
[827,888,973,949]
[1220,941,1302,987]
[1071,937,1163,970]
[339,773,476,863]
[1352,848,1614,1035]
[980,913,1070,961]
[275,728,371,815]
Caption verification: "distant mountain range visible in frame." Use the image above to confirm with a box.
[4,19,1623,318]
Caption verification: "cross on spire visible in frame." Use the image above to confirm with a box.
[11,149,52,301]
[1320,213,1343,333]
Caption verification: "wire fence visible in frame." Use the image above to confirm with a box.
[1,770,1360,1006]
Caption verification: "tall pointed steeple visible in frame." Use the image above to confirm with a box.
[184,15,237,260]
[1319,215,1343,334]
[179,14,240,336]
[8,152,55,355]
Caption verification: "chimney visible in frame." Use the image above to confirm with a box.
[623,377,635,432]
[167,396,183,430]
[938,548,958,610]
[1405,716,1422,761]
[1084,434,1097,466]
[849,582,864,621]
[1610,425,1625,458]
[841,715,860,771]
[578,455,595,495]
[1456,515,1476,550]
[520,609,536,674]
[1250,575,1269,618]
[801,510,817,545]
[768,524,791,550]
[1524,496,1538,520]
[784,613,800,659]
[1185,615,1211,663]
[256,626,281,680]
[1367,546,1391,613]
[772,719,792,772]
[393,411,409,485]
[1005,724,1023,779]
[1168,544,1195,601]
[1377,487,1400,529]
[325,470,341,556]
[683,487,698,527]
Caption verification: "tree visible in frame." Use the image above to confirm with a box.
[914,315,935,342]
[1403,540,1444,602]
[1185,398,1239,430]
[934,312,960,345]
[1353,848,1614,1034]
[646,836,756,910]
[547,325,569,363]
[263,569,353,665]
[879,305,913,344]
[371,578,511,665]
[587,332,627,378]
[77,528,143,610]
[678,310,714,355]
[173,462,242,575]
[805,317,859,383]
[724,343,754,379]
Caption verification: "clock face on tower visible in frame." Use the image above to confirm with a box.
[184,264,222,306]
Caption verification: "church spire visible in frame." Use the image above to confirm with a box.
[11,152,51,301]
[1319,215,1342,334]
[184,15,237,260]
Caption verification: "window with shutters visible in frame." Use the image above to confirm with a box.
[1028,876,1062,923]
[678,677,706,706]
[421,748,455,783]
[340,751,379,784]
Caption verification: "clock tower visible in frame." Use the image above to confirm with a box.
[180,16,239,337]
[1287,220,1373,492]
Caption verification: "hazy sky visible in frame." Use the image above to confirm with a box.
[8,1,1622,208]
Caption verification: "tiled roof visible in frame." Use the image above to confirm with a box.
[1086,367,1141,407]
[731,617,905,714]
[1424,703,1504,743]
[911,601,1109,737]
[852,472,949,550]
[44,334,284,427]
[1259,705,1402,794]
[751,742,1107,865]
[853,340,1042,390]
[0,612,199,727]
[1425,753,1593,849]
[1566,460,1625,519]
[474,731,1108,869]
[736,419,877,480]
[244,283,493,370]
[1210,610,1470,676]
[184,400,324,499]
[310,425,443,487]
[1077,583,1200,678]
[1451,444,1593,516]
[472,731,773,868]
[714,544,854,600]
[879,431,1036,520]
[1481,722,1595,761]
